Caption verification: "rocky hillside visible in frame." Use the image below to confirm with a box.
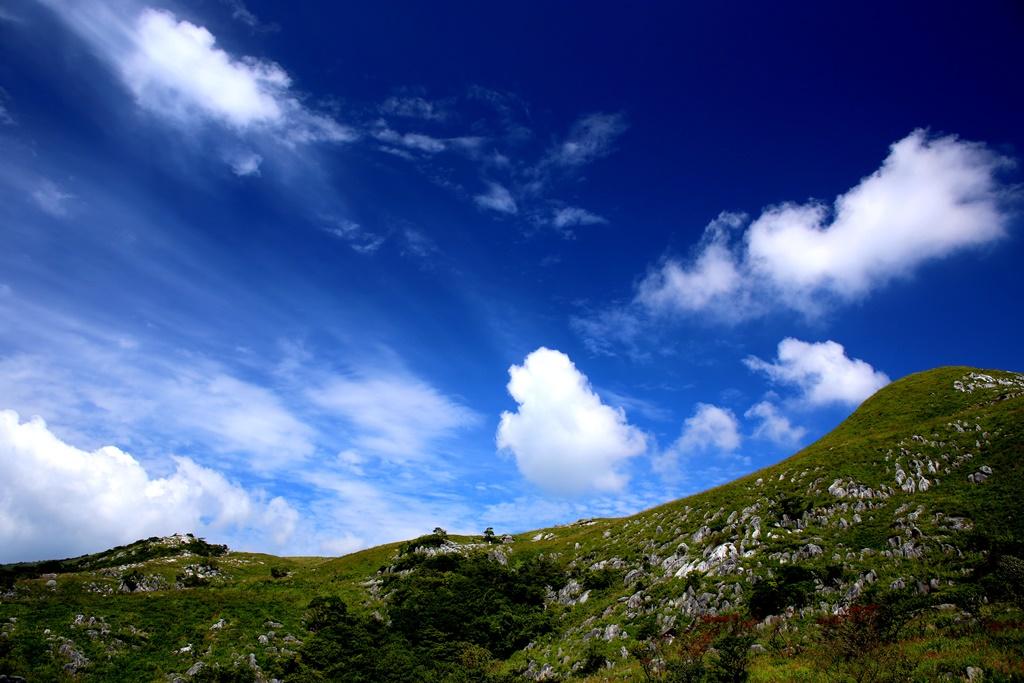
[1,366,1023,682]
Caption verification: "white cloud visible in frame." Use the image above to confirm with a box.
[401,228,439,260]
[0,87,13,125]
[309,373,479,461]
[674,403,740,454]
[552,206,608,229]
[636,131,1011,319]
[0,409,298,562]
[124,8,287,127]
[637,212,746,314]
[546,112,628,167]
[0,350,316,472]
[570,305,648,359]
[380,95,449,122]
[165,373,316,469]
[320,216,386,254]
[220,0,276,32]
[496,347,647,495]
[678,403,742,452]
[31,179,75,217]
[744,400,806,445]
[229,151,262,176]
[654,403,741,476]
[474,181,518,214]
[744,338,890,406]
[372,124,447,153]
[40,3,354,143]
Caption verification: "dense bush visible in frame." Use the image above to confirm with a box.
[387,553,561,657]
[191,664,257,683]
[580,566,618,592]
[575,640,610,676]
[816,597,919,682]
[633,614,755,683]
[747,565,817,620]
[398,531,450,555]
[285,552,562,681]
[120,569,145,591]
[774,495,812,522]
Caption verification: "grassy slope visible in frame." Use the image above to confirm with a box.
[1,366,1022,681]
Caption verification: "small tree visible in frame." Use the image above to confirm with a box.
[483,527,496,543]
[433,527,448,539]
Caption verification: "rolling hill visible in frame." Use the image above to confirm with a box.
[1,366,1023,682]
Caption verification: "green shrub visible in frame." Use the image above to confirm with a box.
[748,566,817,620]
[120,569,144,591]
[575,640,608,676]
[580,566,618,591]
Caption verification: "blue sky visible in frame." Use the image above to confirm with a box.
[0,0,1021,561]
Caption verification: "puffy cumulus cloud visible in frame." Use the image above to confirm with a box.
[124,8,287,127]
[546,112,628,167]
[39,2,353,143]
[0,409,298,562]
[744,400,806,446]
[677,403,742,452]
[474,181,518,214]
[654,403,741,477]
[745,338,890,406]
[309,373,479,461]
[636,130,1011,319]
[496,347,647,495]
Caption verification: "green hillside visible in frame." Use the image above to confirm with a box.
[2,366,1023,682]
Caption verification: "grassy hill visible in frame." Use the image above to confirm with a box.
[2,366,1023,682]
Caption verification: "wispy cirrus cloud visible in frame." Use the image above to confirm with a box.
[309,372,480,462]
[219,0,279,33]
[380,95,451,122]
[371,91,623,234]
[38,1,354,144]
[542,112,628,168]
[552,206,608,230]
[0,87,14,125]
[474,181,518,214]
[30,178,75,217]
